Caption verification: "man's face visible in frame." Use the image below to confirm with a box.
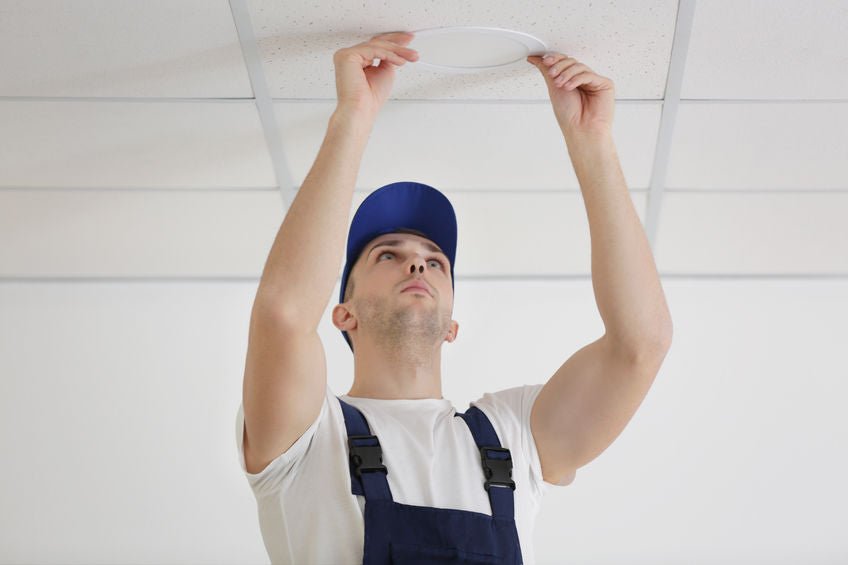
[339,232,456,348]
[352,232,452,306]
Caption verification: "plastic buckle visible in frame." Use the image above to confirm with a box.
[480,446,516,491]
[348,435,388,477]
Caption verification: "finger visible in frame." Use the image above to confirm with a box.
[559,73,584,89]
[526,52,566,66]
[340,33,417,66]
[561,71,602,90]
[541,53,568,66]
[553,64,585,85]
[349,41,412,68]
[548,59,583,81]
[371,31,415,44]
[343,49,402,69]
[370,38,419,61]
[527,54,549,67]
[369,48,408,67]
[526,55,544,69]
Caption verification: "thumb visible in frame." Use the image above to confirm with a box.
[527,55,554,85]
[527,55,543,68]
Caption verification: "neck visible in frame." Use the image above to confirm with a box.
[346,335,444,399]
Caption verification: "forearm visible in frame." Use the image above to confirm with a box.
[254,107,374,329]
[565,133,673,358]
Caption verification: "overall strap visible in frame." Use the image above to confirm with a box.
[454,406,516,519]
[338,397,392,501]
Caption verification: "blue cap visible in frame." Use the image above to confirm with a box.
[339,181,457,352]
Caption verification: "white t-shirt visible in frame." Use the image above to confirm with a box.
[235,382,575,565]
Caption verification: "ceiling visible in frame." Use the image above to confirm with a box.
[0,0,846,280]
[1,2,847,562]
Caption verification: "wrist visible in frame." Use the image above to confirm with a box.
[563,129,615,155]
[332,105,376,129]
[562,127,613,143]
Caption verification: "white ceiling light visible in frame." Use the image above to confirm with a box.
[405,26,548,73]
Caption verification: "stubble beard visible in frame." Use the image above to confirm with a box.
[355,292,449,366]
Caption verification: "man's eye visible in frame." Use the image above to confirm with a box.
[378,251,444,269]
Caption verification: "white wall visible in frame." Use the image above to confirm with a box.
[2,277,845,563]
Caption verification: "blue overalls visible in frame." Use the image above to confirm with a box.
[339,397,524,564]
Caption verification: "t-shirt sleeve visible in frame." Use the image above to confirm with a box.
[235,384,331,497]
[470,384,576,493]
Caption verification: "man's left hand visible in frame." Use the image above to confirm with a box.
[527,52,615,139]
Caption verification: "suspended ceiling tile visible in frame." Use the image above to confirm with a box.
[0,0,252,98]
[666,103,848,190]
[655,192,848,275]
[683,0,848,100]
[351,190,649,277]
[0,188,646,278]
[277,101,661,190]
[248,0,676,100]
[0,101,276,188]
[0,190,284,277]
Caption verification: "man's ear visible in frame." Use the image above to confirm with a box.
[332,303,356,332]
[445,320,459,343]
[332,303,357,332]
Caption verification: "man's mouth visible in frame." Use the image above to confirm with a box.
[401,282,431,295]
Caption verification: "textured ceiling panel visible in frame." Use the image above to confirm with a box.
[349,189,648,276]
[655,192,848,274]
[0,0,252,98]
[277,101,661,190]
[683,0,848,99]
[666,102,848,189]
[0,189,646,277]
[0,101,276,188]
[0,190,284,277]
[247,0,677,100]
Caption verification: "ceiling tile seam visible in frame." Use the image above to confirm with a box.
[673,99,848,104]
[2,274,846,284]
[270,99,848,104]
[3,187,847,194]
[272,99,663,105]
[228,0,297,209]
[645,0,697,252]
[276,99,848,104]
[2,187,630,193]
[0,97,254,103]
[0,186,646,193]
[3,97,847,105]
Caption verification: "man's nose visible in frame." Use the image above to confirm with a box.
[409,257,425,274]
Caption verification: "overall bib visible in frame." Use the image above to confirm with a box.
[339,397,524,564]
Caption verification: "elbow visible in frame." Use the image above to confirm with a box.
[651,318,674,353]
[650,322,673,360]
[629,324,674,365]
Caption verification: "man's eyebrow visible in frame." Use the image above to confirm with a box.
[366,239,446,260]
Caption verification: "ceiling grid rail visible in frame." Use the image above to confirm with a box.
[2,274,845,284]
[3,2,845,282]
[228,0,296,209]
[644,0,696,251]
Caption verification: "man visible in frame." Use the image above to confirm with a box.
[238,31,673,564]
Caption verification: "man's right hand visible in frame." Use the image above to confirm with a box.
[333,31,419,121]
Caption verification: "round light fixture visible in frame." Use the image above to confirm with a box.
[405,26,548,73]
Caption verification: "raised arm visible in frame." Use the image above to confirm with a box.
[241,32,418,474]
